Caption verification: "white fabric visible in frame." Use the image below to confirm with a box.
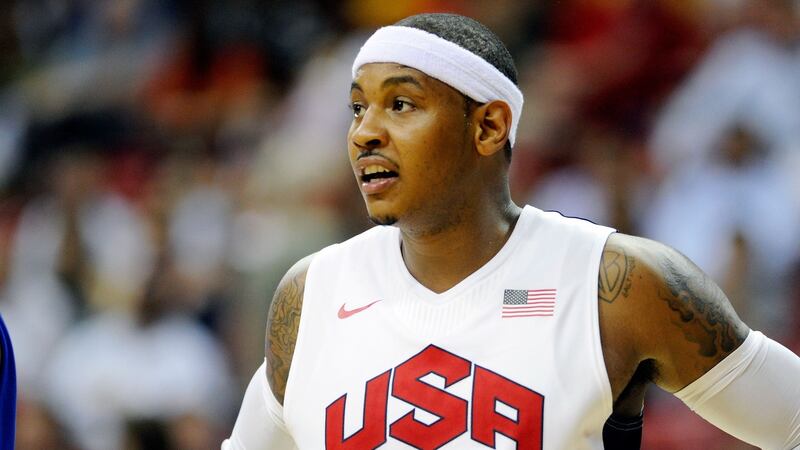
[676,331,800,450]
[283,206,615,449]
[222,361,297,450]
[352,26,523,146]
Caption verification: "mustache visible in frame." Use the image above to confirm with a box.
[356,150,399,167]
[357,149,378,159]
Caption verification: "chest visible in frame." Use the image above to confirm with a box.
[284,285,609,450]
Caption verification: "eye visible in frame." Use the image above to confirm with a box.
[392,99,415,113]
[350,102,366,119]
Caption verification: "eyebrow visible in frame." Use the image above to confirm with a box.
[350,75,423,93]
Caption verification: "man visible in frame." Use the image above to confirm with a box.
[0,314,16,449]
[224,13,800,449]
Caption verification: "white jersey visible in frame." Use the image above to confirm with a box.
[283,206,615,449]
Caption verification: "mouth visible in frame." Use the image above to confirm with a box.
[355,157,399,195]
[360,165,399,195]
[361,164,398,182]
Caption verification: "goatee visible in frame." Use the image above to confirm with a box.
[369,215,398,226]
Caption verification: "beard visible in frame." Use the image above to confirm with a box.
[369,215,398,226]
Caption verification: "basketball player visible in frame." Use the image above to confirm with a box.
[0,314,15,449]
[223,13,800,449]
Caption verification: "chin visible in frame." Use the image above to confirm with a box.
[364,198,400,226]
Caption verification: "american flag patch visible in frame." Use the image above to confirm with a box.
[502,289,557,318]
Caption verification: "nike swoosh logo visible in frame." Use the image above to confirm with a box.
[338,300,382,319]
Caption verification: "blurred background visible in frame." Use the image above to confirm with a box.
[0,0,798,448]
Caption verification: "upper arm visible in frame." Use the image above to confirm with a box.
[599,233,750,394]
[265,254,315,405]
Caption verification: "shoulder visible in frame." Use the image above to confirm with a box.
[265,253,316,405]
[598,233,749,393]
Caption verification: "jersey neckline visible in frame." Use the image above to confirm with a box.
[388,205,537,303]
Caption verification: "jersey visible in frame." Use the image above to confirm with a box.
[0,314,16,450]
[283,206,615,449]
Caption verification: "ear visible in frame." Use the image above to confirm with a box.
[472,100,512,157]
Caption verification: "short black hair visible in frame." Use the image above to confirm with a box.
[395,13,518,160]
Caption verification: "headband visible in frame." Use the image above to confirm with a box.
[352,26,523,146]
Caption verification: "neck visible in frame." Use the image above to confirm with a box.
[399,196,521,294]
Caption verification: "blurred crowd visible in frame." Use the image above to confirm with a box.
[0,0,798,449]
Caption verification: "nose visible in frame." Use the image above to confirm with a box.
[351,108,388,151]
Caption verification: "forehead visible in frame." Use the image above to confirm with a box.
[351,63,462,99]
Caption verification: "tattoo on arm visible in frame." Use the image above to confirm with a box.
[658,257,747,359]
[266,268,307,405]
[599,245,636,303]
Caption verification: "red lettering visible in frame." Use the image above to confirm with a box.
[324,349,546,449]
[471,365,544,450]
[325,370,391,449]
[389,345,470,450]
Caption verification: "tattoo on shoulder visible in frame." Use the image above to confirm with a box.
[599,245,636,303]
[658,257,747,359]
[266,267,306,405]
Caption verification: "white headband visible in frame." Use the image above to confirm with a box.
[352,26,523,146]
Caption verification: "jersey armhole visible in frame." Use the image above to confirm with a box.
[282,248,328,422]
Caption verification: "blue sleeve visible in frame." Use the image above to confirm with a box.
[0,314,16,450]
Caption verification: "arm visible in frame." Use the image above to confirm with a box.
[223,254,313,449]
[266,254,313,405]
[599,233,800,448]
